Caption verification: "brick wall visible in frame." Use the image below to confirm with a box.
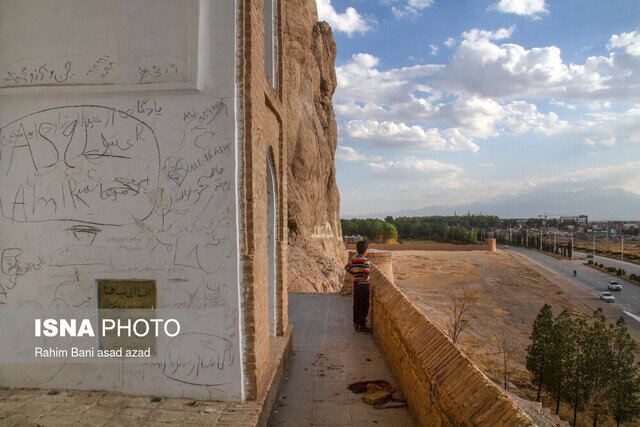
[240,0,288,401]
[369,265,534,425]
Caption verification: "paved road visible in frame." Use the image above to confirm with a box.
[502,246,640,324]
[573,249,640,276]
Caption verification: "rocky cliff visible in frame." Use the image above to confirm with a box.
[284,1,345,292]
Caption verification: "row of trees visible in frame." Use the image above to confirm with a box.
[388,215,500,233]
[501,218,580,231]
[527,305,640,426]
[384,215,497,243]
[341,216,489,244]
[341,218,398,243]
[496,230,573,258]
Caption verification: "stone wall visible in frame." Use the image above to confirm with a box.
[369,265,534,425]
[283,0,345,293]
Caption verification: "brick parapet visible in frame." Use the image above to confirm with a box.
[369,265,534,426]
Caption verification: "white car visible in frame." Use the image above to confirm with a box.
[608,281,622,291]
[600,292,615,303]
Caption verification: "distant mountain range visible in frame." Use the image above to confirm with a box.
[346,188,640,220]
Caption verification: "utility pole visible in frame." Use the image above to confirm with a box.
[593,231,596,260]
[540,229,543,251]
[622,235,625,272]
[571,232,574,251]
[554,232,556,253]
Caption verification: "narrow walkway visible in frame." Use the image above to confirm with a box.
[269,293,415,426]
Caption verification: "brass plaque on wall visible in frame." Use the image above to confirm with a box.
[97,280,157,355]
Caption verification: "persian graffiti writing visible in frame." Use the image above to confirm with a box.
[86,55,115,79]
[0,105,160,225]
[0,55,119,88]
[2,61,72,86]
[0,247,45,304]
[136,56,185,84]
[163,333,234,387]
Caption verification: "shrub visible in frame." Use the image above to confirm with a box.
[617,269,623,276]
[588,260,593,265]
[599,263,604,268]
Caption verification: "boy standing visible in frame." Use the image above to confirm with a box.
[345,240,371,332]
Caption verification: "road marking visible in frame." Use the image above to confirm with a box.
[624,311,640,323]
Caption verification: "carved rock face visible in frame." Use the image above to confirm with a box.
[284,2,345,292]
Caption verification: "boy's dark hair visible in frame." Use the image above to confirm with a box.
[356,240,369,255]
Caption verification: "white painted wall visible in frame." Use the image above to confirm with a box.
[0,0,245,401]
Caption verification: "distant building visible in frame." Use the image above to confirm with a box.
[344,235,364,244]
[560,215,588,226]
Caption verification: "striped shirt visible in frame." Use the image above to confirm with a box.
[345,255,371,285]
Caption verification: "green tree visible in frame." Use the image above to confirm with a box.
[607,317,640,426]
[563,317,590,426]
[527,304,555,401]
[584,309,613,426]
[549,311,577,415]
[381,222,398,243]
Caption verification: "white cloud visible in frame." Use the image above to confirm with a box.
[513,163,640,195]
[463,26,515,42]
[444,37,456,48]
[316,0,371,36]
[571,108,640,146]
[335,53,441,112]
[336,146,365,162]
[429,44,439,55]
[550,99,578,110]
[335,53,567,145]
[490,0,549,19]
[389,0,434,19]
[501,101,569,135]
[607,28,640,56]
[436,26,640,103]
[367,156,463,182]
[344,120,480,152]
[341,161,640,216]
[335,146,382,162]
[333,26,640,168]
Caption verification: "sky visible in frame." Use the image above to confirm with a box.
[316,0,640,219]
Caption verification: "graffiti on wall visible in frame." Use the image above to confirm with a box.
[0,97,238,389]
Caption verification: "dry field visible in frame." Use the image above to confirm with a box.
[574,238,640,263]
[392,250,616,426]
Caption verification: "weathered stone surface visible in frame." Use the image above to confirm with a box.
[284,1,345,292]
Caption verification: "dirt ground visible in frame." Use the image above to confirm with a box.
[392,250,620,427]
